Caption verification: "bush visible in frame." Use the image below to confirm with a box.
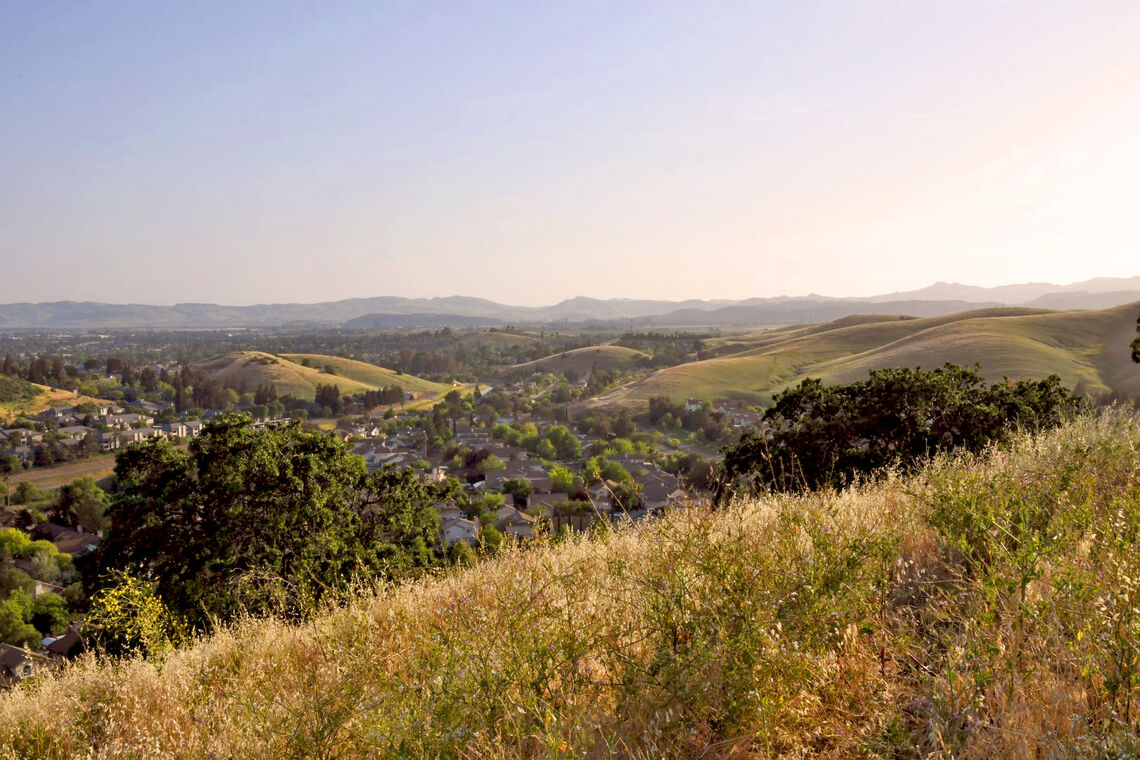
[84,571,187,659]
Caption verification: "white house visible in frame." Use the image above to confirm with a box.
[440,517,479,547]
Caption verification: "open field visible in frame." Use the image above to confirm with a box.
[3,456,117,494]
[194,352,446,400]
[502,344,650,376]
[590,302,1140,410]
[6,412,1140,757]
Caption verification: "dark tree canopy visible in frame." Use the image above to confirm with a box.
[719,364,1077,498]
[1132,311,1140,364]
[88,414,444,625]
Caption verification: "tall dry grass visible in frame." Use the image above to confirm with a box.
[2,408,1140,759]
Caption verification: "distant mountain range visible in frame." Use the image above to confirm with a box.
[0,276,1138,329]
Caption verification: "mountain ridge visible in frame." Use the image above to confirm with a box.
[1,276,1138,328]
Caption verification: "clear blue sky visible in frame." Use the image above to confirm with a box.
[2,1,1139,305]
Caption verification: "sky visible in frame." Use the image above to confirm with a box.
[2,1,1140,307]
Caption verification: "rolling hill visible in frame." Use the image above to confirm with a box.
[279,354,449,394]
[455,330,543,349]
[588,302,1140,410]
[501,345,651,375]
[194,352,446,400]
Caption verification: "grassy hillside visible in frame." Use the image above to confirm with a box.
[456,330,542,349]
[195,352,374,399]
[279,354,449,395]
[503,344,650,375]
[5,411,1140,757]
[194,352,447,401]
[0,379,106,423]
[592,303,1140,409]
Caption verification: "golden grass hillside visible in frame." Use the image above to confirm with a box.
[0,382,108,424]
[279,354,449,395]
[456,330,543,350]
[593,302,1140,409]
[6,409,1140,757]
[502,345,650,376]
[193,351,445,401]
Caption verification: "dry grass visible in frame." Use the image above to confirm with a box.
[505,345,651,376]
[4,410,1140,758]
[278,354,449,395]
[0,385,108,424]
[595,302,1140,410]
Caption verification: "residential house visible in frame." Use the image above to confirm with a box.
[31,579,67,599]
[52,529,100,557]
[33,523,100,557]
[1,429,43,445]
[55,425,94,439]
[123,427,164,444]
[638,470,686,511]
[95,431,120,451]
[104,413,154,430]
[37,407,77,423]
[159,422,188,438]
[493,506,537,539]
[526,492,576,512]
[0,644,54,688]
[43,625,83,659]
[435,501,464,522]
[440,516,479,547]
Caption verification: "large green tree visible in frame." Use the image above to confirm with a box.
[719,363,1077,497]
[88,414,444,625]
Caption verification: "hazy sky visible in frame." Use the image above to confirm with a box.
[3,1,1140,306]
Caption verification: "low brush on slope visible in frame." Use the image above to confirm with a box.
[4,410,1140,758]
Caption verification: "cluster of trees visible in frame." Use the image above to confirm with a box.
[87,414,450,626]
[2,354,73,389]
[660,451,715,489]
[0,527,80,646]
[362,385,405,408]
[648,397,732,441]
[543,456,642,510]
[313,383,343,416]
[490,422,582,460]
[719,363,1078,497]
[616,332,713,366]
[576,409,637,439]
